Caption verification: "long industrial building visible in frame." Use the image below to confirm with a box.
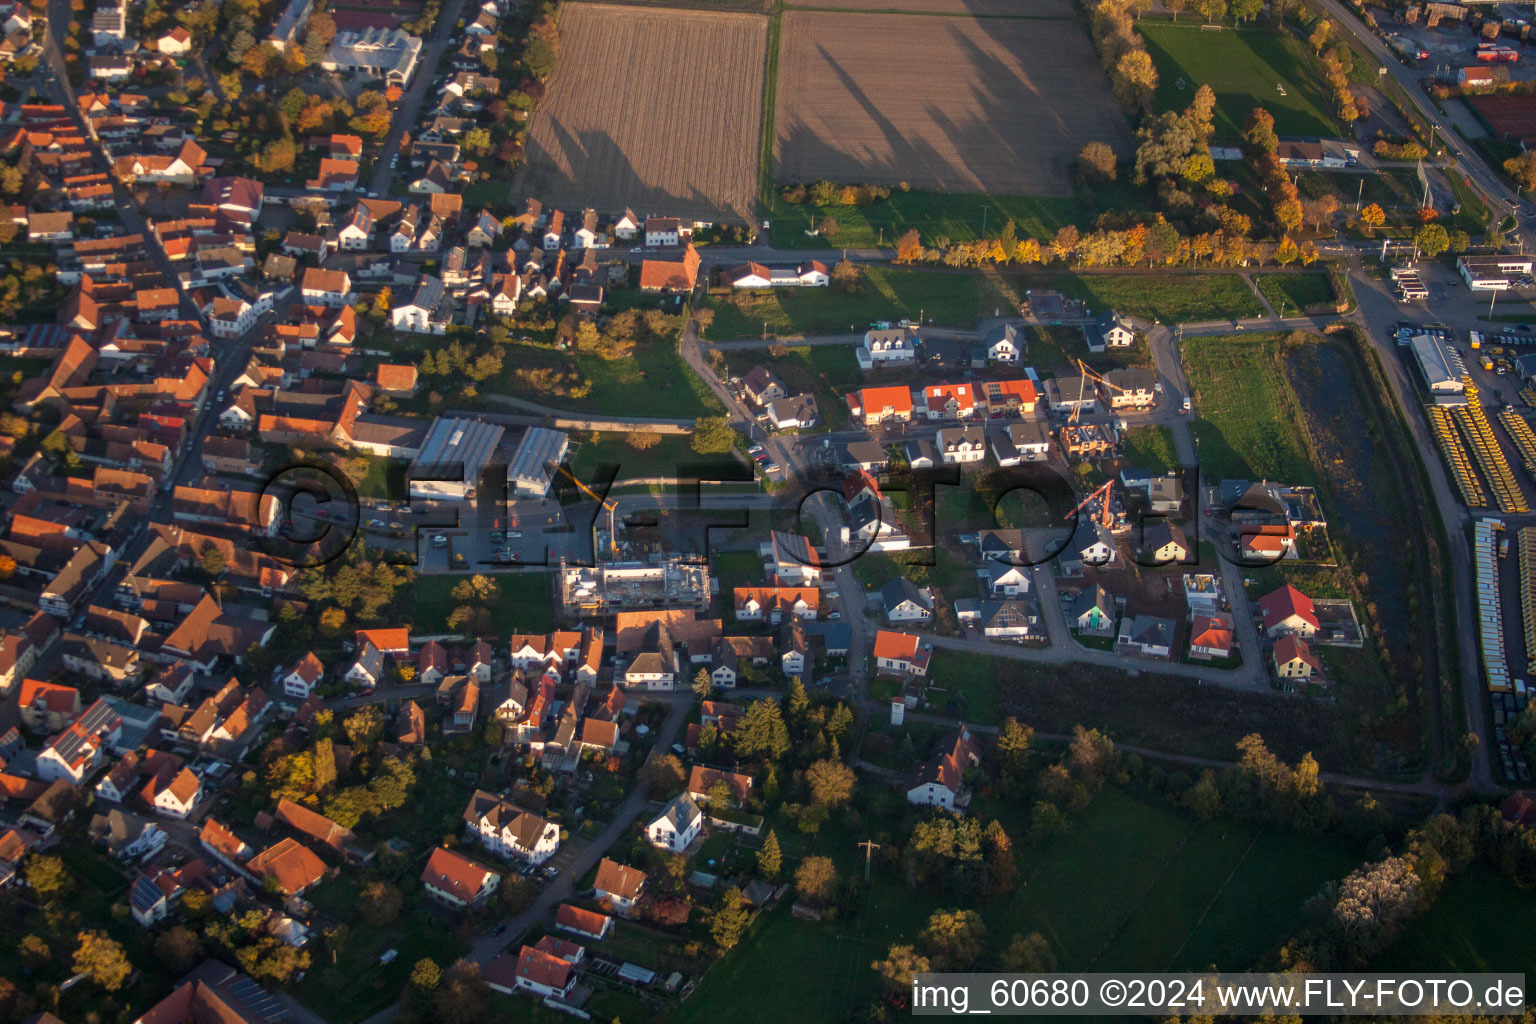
[507,427,570,499]
[1407,330,1467,404]
[1475,518,1511,694]
[408,417,505,500]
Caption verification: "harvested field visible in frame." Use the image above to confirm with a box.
[520,3,766,222]
[1470,93,1536,147]
[773,11,1130,195]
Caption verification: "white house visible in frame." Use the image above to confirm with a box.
[937,426,986,464]
[984,323,1021,363]
[857,327,916,369]
[462,789,561,864]
[391,274,452,334]
[881,578,934,623]
[151,767,202,819]
[594,857,646,912]
[644,216,683,248]
[299,267,351,308]
[420,846,500,908]
[281,652,325,699]
[906,727,982,811]
[646,794,702,853]
[343,643,385,690]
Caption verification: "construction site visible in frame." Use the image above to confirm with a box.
[558,558,716,618]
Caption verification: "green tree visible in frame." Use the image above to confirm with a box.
[872,945,930,993]
[200,544,226,577]
[735,699,791,760]
[155,927,203,973]
[1414,222,1450,258]
[806,758,856,807]
[24,855,71,902]
[73,930,132,991]
[692,667,715,700]
[409,957,442,996]
[343,704,386,749]
[641,753,687,795]
[921,908,986,971]
[1002,932,1056,972]
[359,881,403,926]
[1506,150,1536,191]
[1230,0,1262,20]
[1195,0,1226,21]
[1077,141,1117,182]
[757,829,782,880]
[996,717,1034,775]
[794,855,837,903]
[1359,203,1386,232]
[690,416,737,455]
[709,887,750,950]
[312,736,337,792]
[523,35,557,78]
[786,677,809,724]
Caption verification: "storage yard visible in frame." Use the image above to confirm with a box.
[772,11,1131,195]
[519,3,767,222]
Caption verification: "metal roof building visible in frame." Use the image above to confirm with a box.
[409,417,505,500]
[507,427,570,499]
[1408,331,1467,402]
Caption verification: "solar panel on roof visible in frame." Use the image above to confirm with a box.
[130,875,163,913]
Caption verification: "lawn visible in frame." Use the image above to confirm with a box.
[674,789,1364,1023]
[705,269,1262,340]
[1140,23,1340,141]
[1294,167,1424,211]
[1121,424,1180,473]
[922,649,1000,725]
[294,908,470,1024]
[568,430,703,482]
[497,336,722,419]
[766,183,1152,249]
[705,267,1013,338]
[1253,272,1335,316]
[720,344,862,430]
[1182,333,1317,485]
[1378,872,1536,977]
[412,570,555,634]
[999,271,1264,324]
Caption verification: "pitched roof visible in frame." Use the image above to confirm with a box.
[1258,584,1318,631]
[687,765,753,804]
[421,846,498,901]
[514,945,572,990]
[594,857,646,900]
[872,629,919,662]
[248,837,327,893]
[1274,634,1322,671]
[556,902,610,937]
[915,725,982,794]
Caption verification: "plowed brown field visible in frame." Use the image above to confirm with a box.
[773,11,1131,196]
[520,3,766,222]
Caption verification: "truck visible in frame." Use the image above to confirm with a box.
[1481,354,1495,372]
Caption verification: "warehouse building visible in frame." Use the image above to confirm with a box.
[508,427,570,499]
[409,417,505,500]
[1407,330,1468,404]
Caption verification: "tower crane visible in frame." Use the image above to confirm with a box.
[1067,358,1127,425]
[1062,479,1118,530]
[552,463,620,557]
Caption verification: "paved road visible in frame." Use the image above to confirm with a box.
[366,0,471,198]
[1313,0,1529,240]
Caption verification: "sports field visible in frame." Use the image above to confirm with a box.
[773,11,1131,195]
[519,3,766,222]
[1140,24,1339,141]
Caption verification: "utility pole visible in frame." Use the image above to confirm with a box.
[857,839,880,882]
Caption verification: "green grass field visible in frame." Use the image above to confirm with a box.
[1182,333,1317,484]
[412,571,555,634]
[1378,873,1536,977]
[705,270,1261,340]
[1294,167,1424,211]
[766,183,1151,249]
[1122,424,1181,473]
[1141,24,1340,141]
[498,337,722,418]
[706,268,1012,337]
[1000,271,1264,324]
[674,789,1361,1023]
[1254,272,1334,314]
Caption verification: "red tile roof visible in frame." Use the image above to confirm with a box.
[421,846,498,903]
[1258,584,1318,632]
